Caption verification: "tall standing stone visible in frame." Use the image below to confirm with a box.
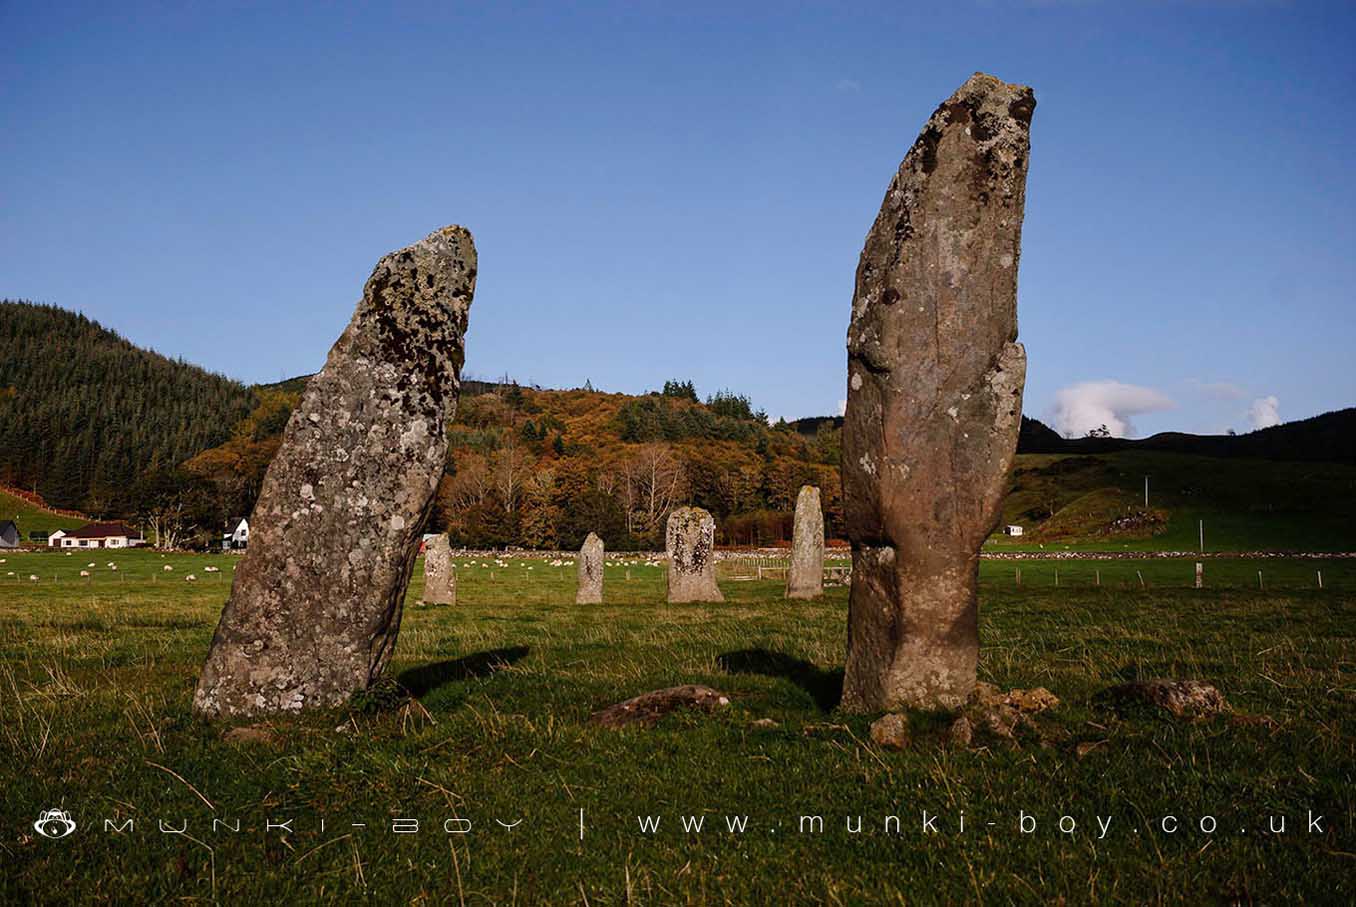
[842,73,1033,713]
[577,532,604,604]
[424,535,456,605]
[194,226,477,717]
[786,485,824,600]
[665,507,723,603]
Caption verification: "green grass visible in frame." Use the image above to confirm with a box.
[2,549,1353,904]
[990,451,1356,552]
[0,488,85,538]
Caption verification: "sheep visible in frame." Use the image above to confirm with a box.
[185,574,197,583]
[163,565,173,572]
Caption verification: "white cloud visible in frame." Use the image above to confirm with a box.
[1048,380,1175,438]
[1191,380,1246,401]
[1246,395,1280,430]
[837,399,847,416]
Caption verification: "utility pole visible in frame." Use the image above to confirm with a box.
[1199,519,1204,554]
[1143,476,1149,510]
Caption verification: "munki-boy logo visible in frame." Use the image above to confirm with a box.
[33,809,77,839]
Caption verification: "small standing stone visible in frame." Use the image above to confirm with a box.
[576,532,604,604]
[786,485,824,600]
[423,535,456,605]
[665,507,723,603]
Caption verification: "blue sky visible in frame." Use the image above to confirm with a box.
[3,2,1353,437]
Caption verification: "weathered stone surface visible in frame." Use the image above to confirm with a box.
[841,73,1034,713]
[588,685,730,728]
[665,507,723,603]
[869,712,910,750]
[194,226,477,718]
[576,532,604,604]
[786,485,824,600]
[423,535,456,605]
[1101,679,1229,719]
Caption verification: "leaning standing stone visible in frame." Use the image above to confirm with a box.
[194,226,477,717]
[665,507,723,603]
[842,73,1034,712]
[785,485,824,600]
[423,535,456,605]
[576,532,604,604]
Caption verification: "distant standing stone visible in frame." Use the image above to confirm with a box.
[785,485,824,600]
[424,535,456,605]
[194,226,478,718]
[576,532,604,604]
[666,507,723,603]
[842,73,1034,713]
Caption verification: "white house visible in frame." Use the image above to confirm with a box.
[47,529,67,547]
[61,522,144,549]
[224,517,249,551]
[1004,525,1024,537]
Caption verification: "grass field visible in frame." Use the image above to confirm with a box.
[0,488,85,538]
[2,548,1353,904]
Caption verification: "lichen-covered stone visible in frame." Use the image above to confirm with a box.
[193,226,477,718]
[588,685,731,729]
[842,73,1034,713]
[576,532,604,604]
[786,485,824,600]
[665,507,723,603]
[423,535,456,605]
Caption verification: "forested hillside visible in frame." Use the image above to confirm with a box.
[186,379,843,551]
[0,301,254,512]
[3,301,1352,552]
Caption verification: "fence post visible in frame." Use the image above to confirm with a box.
[1136,570,1145,589]
[1194,562,1203,589]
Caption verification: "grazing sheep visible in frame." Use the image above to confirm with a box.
[163,565,173,572]
[80,570,90,577]
[185,574,197,583]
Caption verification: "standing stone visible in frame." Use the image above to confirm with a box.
[841,73,1034,713]
[665,507,723,603]
[576,532,604,604]
[786,485,824,600]
[194,226,477,717]
[424,535,456,605]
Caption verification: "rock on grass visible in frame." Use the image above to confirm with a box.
[589,685,730,729]
[1100,679,1229,719]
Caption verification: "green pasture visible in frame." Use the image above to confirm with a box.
[1,548,1352,904]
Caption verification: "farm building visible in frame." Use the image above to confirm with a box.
[60,522,144,549]
[47,529,67,547]
[0,520,18,549]
[1004,525,1024,537]
[224,517,249,551]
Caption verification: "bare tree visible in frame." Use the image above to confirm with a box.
[493,436,527,514]
[629,443,686,533]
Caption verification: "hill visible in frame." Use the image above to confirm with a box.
[0,300,256,513]
[1015,409,1356,462]
[0,486,87,539]
[3,302,1353,552]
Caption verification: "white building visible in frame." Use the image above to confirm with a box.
[47,529,67,547]
[1004,525,1024,537]
[224,517,249,551]
[60,522,144,549]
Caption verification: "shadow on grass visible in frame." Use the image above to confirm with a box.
[396,645,530,697]
[718,648,843,711]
